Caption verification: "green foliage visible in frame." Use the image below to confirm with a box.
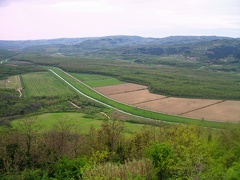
[50,156,87,179]
[0,63,43,80]
[224,161,240,180]
[145,143,176,180]
[0,48,15,59]
[0,169,49,180]
[82,159,154,180]
[0,89,44,123]
[1,121,240,179]
[70,73,124,87]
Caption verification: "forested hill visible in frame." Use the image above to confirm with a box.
[1,35,240,71]
[0,35,234,50]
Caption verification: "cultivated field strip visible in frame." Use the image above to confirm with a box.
[108,89,166,105]
[49,67,237,128]
[180,100,225,115]
[95,83,148,95]
[21,72,76,97]
[184,100,240,122]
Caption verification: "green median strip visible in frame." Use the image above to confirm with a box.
[49,67,236,129]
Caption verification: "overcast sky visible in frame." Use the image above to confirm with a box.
[0,0,239,40]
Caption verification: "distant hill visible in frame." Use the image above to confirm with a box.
[73,36,152,50]
[0,35,239,71]
[0,49,17,60]
[0,35,233,50]
[0,38,89,49]
[148,36,231,45]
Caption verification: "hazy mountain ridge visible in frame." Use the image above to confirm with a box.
[1,35,240,71]
[0,37,88,49]
[0,35,234,50]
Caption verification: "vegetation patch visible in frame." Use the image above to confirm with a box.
[70,73,124,87]
[21,72,76,97]
[0,75,21,89]
[11,112,145,135]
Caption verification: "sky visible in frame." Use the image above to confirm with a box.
[0,0,239,40]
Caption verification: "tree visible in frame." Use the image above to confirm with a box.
[145,143,176,180]
[18,117,39,168]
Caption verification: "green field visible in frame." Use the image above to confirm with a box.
[21,72,76,97]
[70,73,124,87]
[11,112,145,136]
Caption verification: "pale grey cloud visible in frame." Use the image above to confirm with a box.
[0,0,239,40]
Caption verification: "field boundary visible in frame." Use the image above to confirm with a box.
[107,88,148,96]
[16,75,23,97]
[180,100,225,115]
[133,97,169,105]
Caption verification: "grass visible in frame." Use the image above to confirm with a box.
[0,75,21,89]
[21,72,76,97]
[49,67,238,129]
[11,112,145,136]
[70,73,124,87]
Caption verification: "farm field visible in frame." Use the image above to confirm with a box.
[0,75,21,89]
[109,89,166,105]
[136,98,222,115]
[95,83,240,122]
[70,73,124,87]
[95,83,148,95]
[184,100,240,122]
[11,112,145,135]
[21,72,76,97]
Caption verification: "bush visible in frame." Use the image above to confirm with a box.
[145,143,176,180]
[49,156,87,179]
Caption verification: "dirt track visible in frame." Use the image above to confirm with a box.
[95,83,240,122]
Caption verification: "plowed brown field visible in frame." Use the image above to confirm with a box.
[183,100,240,122]
[136,98,222,115]
[94,83,240,122]
[109,89,166,105]
[95,83,147,95]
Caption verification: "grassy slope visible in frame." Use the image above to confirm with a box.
[11,112,144,136]
[49,67,236,129]
[21,72,76,97]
